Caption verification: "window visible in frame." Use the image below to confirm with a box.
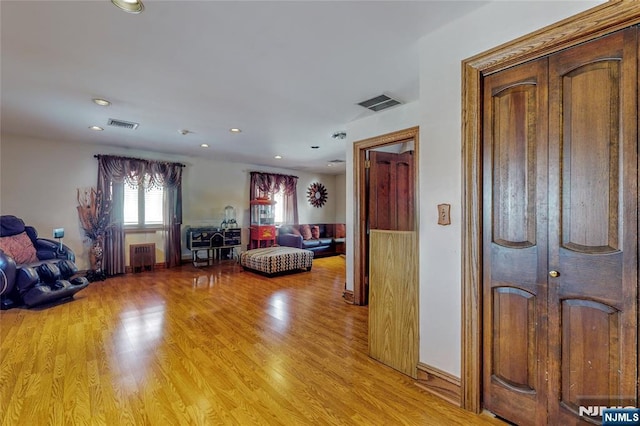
[273,190,284,225]
[124,183,164,227]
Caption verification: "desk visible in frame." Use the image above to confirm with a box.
[186,227,242,266]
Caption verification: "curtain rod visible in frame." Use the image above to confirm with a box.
[94,154,186,167]
[249,170,299,179]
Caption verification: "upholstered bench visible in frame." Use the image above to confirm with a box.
[239,246,313,276]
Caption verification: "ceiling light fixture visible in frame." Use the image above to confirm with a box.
[92,98,111,107]
[200,143,209,148]
[274,155,282,159]
[111,0,144,14]
[89,126,104,131]
[229,128,242,133]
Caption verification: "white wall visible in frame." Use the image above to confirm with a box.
[296,173,338,225]
[345,1,604,378]
[0,134,343,269]
[334,173,346,224]
[417,0,603,379]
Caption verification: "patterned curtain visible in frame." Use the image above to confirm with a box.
[250,172,298,224]
[97,155,183,275]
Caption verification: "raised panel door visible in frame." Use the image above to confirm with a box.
[483,27,638,426]
[369,150,414,231]
[482,57,549,426]
[547,27,638,425]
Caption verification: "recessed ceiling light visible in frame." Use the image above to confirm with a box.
[89,126,104,131]
[111,0,144,14]
[311,146,320,149]
[92,98,111,107]
[274,155,282,159]
[229,128,242,133]
[200,143,209,148]
[327,163,334,167]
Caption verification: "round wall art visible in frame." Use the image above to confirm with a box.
[307,182,328,208]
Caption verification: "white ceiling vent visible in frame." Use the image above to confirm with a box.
[357,94,402,112]
[107,118,139,130]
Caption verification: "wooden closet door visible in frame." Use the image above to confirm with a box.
[547,28,638,425]
[483,27,639,426]
[482,58,549,425]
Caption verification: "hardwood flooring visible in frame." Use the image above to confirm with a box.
[1,256,503,425]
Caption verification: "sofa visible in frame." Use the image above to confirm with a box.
[277,223,345,257]
[0,215,89,309]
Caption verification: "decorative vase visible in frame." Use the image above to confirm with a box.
[89,237,103,271]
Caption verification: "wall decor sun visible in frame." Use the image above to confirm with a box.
[307,182,328,208]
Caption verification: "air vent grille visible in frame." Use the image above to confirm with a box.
[357,94,402,112]
[107,118,139,130]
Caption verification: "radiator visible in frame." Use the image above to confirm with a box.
[130,243,156,273]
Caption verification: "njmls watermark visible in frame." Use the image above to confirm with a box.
[579,406,640,425]
[578,397,639,425]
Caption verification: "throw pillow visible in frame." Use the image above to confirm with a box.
[0,232,38,264]
[290,226,301,237]
[300,224,312,240]
[311,225,320,239]
[335,224,346,238]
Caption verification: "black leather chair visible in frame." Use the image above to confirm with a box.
[0,215,89,309]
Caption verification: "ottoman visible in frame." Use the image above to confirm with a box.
[240,247,313,276]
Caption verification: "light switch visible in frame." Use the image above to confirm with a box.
[437,204,451,225]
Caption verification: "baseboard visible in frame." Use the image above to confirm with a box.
[415,363,461,407]
[342,288,354,304]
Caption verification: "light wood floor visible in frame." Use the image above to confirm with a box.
[0,256,503,425]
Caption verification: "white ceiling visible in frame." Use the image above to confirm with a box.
[1,0,487,174]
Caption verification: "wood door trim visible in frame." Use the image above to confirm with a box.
[353,126,419,306]
[461,1,640,413]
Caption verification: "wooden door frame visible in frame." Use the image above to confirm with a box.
[461,1,640,413]
[353,126,419,306]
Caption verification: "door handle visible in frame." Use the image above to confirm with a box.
[549,270,560,278]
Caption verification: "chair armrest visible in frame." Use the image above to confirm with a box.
[0,250,17,296]
[15,265,39,294]
[34,238,75,262]
[277,233,303,249]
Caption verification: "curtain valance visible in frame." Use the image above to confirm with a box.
[250,171,298,197]
[95,155,183,189]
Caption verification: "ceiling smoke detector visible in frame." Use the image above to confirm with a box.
[332,132,347,140]
[357,94,402,112]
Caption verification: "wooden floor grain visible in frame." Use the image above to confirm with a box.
[0,256,503,425]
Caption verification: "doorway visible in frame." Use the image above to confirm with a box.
[352,126,419,306]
